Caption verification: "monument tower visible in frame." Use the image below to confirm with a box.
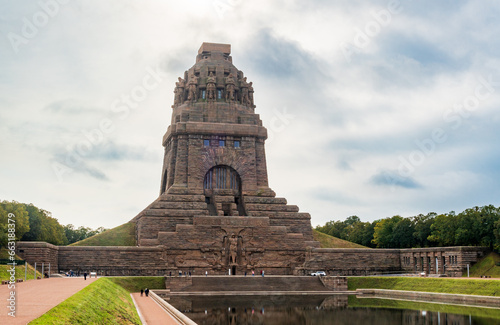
[132,43,319,275]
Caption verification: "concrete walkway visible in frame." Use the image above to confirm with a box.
[131,293,179,325]
[0,277,97,325]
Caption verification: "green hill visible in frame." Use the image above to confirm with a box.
[465,251,500,278]
[70,223,363,249]
[70,222,136,246]
[313,229,368,248]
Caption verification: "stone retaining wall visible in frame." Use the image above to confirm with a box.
[16,241,489,277]
[16,242,168,276]
[399,247,489,277]
[16,242,59,272]
[320,276,348,291]
[301,248,402,276]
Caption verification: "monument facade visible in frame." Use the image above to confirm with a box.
[131,42,319,275]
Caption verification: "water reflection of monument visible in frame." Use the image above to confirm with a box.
[168,294,485,325]
[168,295,349,325]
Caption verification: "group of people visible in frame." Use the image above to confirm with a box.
[247,270,264,277]
[64,270,94,280]
[140,288,150,297]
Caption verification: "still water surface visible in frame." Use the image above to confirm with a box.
[167,294,500,325]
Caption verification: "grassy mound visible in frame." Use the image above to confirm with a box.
[107,276,165,292]
[465,251,500,278]
[313,229,367,248]
[70,222,136,246]
[348,276,500,296]
[30,277,141,325]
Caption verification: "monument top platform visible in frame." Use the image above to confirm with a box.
[198,42,231,55]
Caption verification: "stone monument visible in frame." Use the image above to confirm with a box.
[132,42,319,275]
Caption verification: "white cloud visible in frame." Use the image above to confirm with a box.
[1,0,499,229]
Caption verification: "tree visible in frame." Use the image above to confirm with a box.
[372,216,403,248]
[349,221,376,247]
[392,217,415,248]
[0,201,30,247]
[64,224,107,244]
[316,204,500,249]
[316,220,347,240]
[428,212,458,246]
[413,213,435,247]
[21,203,67,245]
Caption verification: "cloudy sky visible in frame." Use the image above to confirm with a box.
[1,0,499,229]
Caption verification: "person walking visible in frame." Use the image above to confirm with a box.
[140,289,144,296]
[205,270,208,277]
[262,270,265,277]
[252,270,255,276]
[145,288,149,297]
[83,272,87,280]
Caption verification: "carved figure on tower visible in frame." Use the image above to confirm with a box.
[207,71,216,102]
[225,73,236,102]
[248,81,255,107]
[239,76,251,106]
[173,77,185,106]
[187,74,199,102]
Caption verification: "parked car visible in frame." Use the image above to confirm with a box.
[310,271,327,276]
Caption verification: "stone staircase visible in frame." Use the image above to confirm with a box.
[173,276,331,292]
[244,196,314,241]
[131,191,210,245]
[132,189,317,245]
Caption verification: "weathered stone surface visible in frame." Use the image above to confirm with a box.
[16,242,59,271]
[399,246,489,277]
[130,42,318,274]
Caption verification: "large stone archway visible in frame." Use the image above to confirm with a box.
[204,165,241,194]
[204,165,245,216]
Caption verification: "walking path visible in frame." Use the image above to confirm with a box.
[131,293,179,325]
[0,277,97,325]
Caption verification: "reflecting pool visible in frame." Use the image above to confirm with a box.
[166,294,500,325]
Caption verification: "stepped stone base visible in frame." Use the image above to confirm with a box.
[163,276,346,293]
[131,185,319,275]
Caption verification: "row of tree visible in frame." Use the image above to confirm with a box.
[315,205,500,249]
[0,200,106,247]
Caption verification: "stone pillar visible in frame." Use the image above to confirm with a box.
[255,138,269,188]
[416,253,421,272]
[173,135,188,187]
[187,136,203,189]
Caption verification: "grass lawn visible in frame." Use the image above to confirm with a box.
[466,252,500,278]
[348,276,500,296]
[313,229,367,248]
[0,264,43,282]
[30,277,141,325]
[70,222,136,246]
